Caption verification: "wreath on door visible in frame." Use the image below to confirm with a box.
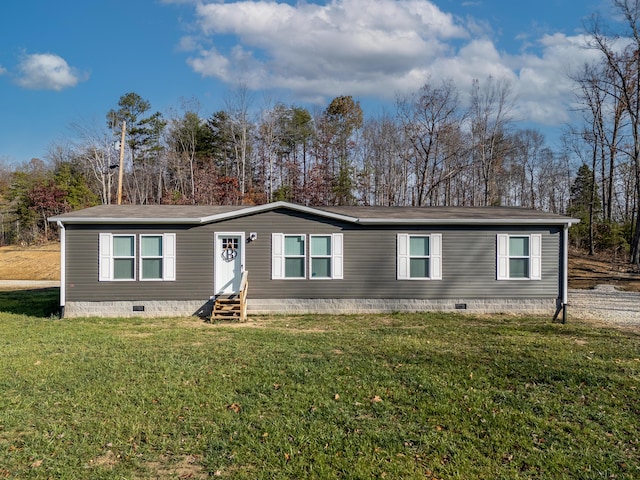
[221,241,238,262]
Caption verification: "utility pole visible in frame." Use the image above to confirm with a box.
[117,120,126,205]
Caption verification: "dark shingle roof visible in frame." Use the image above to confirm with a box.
[50,204,241,221]
[49,201,578,226]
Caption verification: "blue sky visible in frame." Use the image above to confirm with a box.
[0,0,606,164]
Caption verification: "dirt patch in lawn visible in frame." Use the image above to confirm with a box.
[144,455,208,479]
[569,250,640,292]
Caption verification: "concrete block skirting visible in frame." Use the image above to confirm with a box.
[248,298,556,315]
[63,300,213,318]
[62,297,556,318]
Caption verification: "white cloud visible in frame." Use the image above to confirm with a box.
[184,0,467,97]
[511,34,600,124]
[420,33,599,125]
[429,39,517,85]
[0,65,7,76]
[15,53,86,91]
[188,47,232,82]
[177,0,600,126]
[177,35,200,52]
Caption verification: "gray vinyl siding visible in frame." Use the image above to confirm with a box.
[65,224,211,302]
[64,208,561,302]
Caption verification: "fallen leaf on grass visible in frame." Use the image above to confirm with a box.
[227,403,241,413]
[371,395,382,403]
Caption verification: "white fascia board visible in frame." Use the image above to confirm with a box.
[48,216,203,225]
[356,218,581,226]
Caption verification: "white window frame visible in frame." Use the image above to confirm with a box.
[99,233,136,282]
[140,234,163,281]
[309,234,344,280]
[496,234,541,281]
[272,234,306,279]
[397,233,442,280]
[139,233,176,282]
[272,233,343,280]
[99,233,176,282]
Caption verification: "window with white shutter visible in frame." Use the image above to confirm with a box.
[496,233,542,280]
[272,233,343,280]
[397,233,442,280]
[98,233,176,281]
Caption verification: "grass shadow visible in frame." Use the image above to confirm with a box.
[0,287,60,318]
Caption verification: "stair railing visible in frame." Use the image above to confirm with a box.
[239,270,248,321]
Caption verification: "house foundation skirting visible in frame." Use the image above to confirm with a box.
[62,300,213,318]
[248,298,556,315]
[62,297,555,318]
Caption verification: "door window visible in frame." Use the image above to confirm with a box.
[220,237,239,262]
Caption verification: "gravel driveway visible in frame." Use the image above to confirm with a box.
[569,285,640,327]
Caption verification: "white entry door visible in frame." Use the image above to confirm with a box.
[215,233,244,294]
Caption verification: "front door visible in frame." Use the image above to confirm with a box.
[215,233,244,294]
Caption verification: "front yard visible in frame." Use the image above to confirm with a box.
[0,297,638,479]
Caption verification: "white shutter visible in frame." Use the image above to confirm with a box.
[430,233,442,280]
[163,233,176,281]
[530,234,542,280]
[496,234,509,280]
[332,233,343,279]
[272,233,285,279]
[397,234,410,280]
[98,233,112,281]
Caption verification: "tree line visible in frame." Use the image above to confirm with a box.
[2,0,640,265]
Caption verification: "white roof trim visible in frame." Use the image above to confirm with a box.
[49,217,203,225]
[356,218,580,226]
[196,201,359,224]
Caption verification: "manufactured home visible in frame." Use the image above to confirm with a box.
[49,201,578,319]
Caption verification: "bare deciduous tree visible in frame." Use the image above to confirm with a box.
[587,0,640,262]
[469,76,514,206]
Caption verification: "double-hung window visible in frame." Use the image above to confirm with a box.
[397,233,442,280]
[310,235,333,278]
[272,233,343,280]
[112,235,135,280]
[497,234,541,280]
[99,233,176,281]
[285,235,306,279]
[141,235,166,280]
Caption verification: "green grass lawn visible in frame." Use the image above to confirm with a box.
[0,287,59,318]
[0,293,638,479]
